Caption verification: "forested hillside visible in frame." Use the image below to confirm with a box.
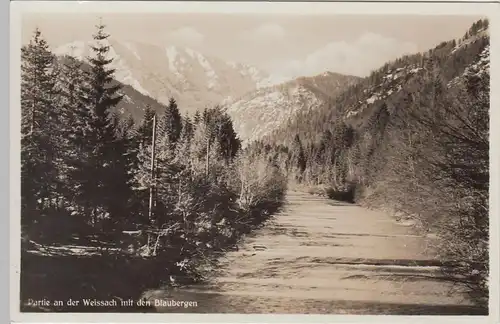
[252,19,490,308]
[20,23,287,311]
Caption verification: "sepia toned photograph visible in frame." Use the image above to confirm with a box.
[10,1,496,319]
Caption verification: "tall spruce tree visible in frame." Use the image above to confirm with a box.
[160,97,182,148]
[51,55,88,229]
[176,116,194,166]
[21,28,60,227]
[291,134,307,179]
[137,105,157,147]
[193,111,201,125]
[74,20,125,226]
[202,106,240,162]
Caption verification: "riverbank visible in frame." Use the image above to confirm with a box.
[19,199,285,313]
[143,191,486,315]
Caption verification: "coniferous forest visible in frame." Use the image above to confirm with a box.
[19,18,490,314]
[20,23,287,311]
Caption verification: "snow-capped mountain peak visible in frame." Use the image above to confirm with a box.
[53,39,273,116]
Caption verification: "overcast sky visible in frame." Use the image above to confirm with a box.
[22,13,482,79]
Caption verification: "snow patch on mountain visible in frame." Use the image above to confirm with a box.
[467,44,490,77]
[225,84,324,143]
[227,61,238,69]
[194,52,218,89]
[166,46,179,69]
[120,41,141,60]
[165,45,186,81]
[448,44,489,88]
[366,95,378,105]
[185,47,196,58]
[344,64,425,120]
[122,94,134,104]
[54,39,151,97]
[451,29,488,54]
[105,44,151,97]
[225,61,281,88]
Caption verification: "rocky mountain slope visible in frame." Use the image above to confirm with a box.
[447,42,489,88]
[341,28,490,129]
[54,39,273,116]
[224,72,359,144]
[263,22,490,146]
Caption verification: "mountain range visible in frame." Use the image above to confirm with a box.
[54,39,274,116]
[54,38,359,144]
[53,22,489,147]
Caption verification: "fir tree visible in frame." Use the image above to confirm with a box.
[72,20,125,226]
[182,116,194,141]
[191,122,209,177]
[20,28,60,226]
[193,111,201,125]
[137,105,157,147]
[291,134,307,179]
[202,106,241,161]
[160,97,182,148]
[176,116,194,166]
[57,53,94,216]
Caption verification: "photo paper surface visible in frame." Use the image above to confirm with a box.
[9,1,499,322]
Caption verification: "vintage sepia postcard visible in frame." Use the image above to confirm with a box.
[9,1,500,323]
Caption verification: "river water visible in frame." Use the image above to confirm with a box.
[142,191,484,315]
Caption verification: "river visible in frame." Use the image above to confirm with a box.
[142,191,484,315]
